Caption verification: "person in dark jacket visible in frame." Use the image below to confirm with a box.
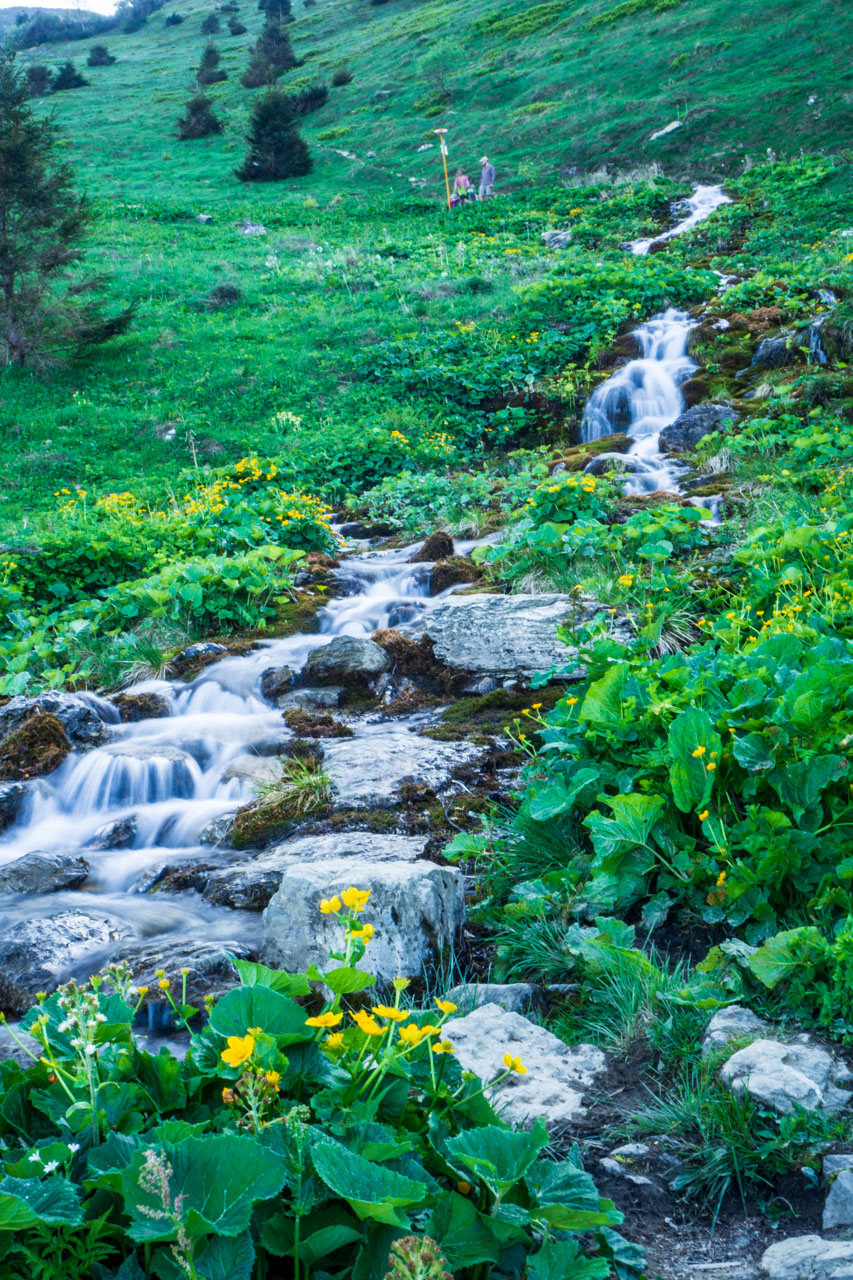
[478,156,496,200]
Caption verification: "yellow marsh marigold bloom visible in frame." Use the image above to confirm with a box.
[618,574,634,587]
[566,697,578,707]
[349,923,375,943]
[325,1032,344,1050]
[435,998,457,1014]
[320,896,341,915]
[351,1010,383,1037]
[372,1005,408,1022]
[221,1034,255,1068]
[306,1011,343,1029]
[433,1040,455,1054]
[691,746,706,758]
[699,810,709,821]
[503,1053,527,1075]
[157,978,170,991]
[706,762,717,772]
[398,1023,439,1048]
[248,1027,264,1037]
[341,886,371,912]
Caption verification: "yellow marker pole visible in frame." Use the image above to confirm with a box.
[434,129,451,211]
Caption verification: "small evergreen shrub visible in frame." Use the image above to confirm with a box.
[289,82,328,114]
[331,63,353,86]
[201,11,221,33]
[25,64,52,96]
[86,44,116,67]
[197,40,227,84]
[52,60,89,91]
[228,17,248,33]
[240,18,297,87]
[176,90,223,139]
[236,88,312,181]
[258,0,293,19]
[164,11,184,23]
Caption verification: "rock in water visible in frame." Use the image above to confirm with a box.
[0,912,131,1012]
[720,1036,853,1115]
[659,402,738,453]
[112,936,251,1007]
[408,531,454,563]
[760,1236,853,1279]
[261,857,462,979]
[0,782,27,833]
[322,726,479,808]
[0,691,113,747]
[442,1003,606,1130]
[302,636,390,688]
[0,851,89,895]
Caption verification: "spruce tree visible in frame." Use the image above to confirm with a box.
[87,44,116,67]
[235,89,312,181]
[240,18,296,87]
[176,90,223,139]
[52,61,89,92]
[25,64,52,97]
[200,12,220,33]
[197,41,227,85]
[257,0,293,21]
[0,52,131,366]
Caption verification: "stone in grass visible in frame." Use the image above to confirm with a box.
[442,982,538,1016]
[442,1002,606,1131]
[261,857,462,980]
[720,1036,853,1116]
[760,1236,853,1280]
[823,1170,853,1230]
[702,1004,768,1055]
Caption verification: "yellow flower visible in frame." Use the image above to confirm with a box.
[264,1070,281,1088]
[320,896,342,915]
[435,998,457,1014]
[618,574,634,587]
[398,1023,437,1048]
[566,697,578,707]
[457,1179,472,1194]
[691,746,706,758]
[248,1027,264,1037]
[306,1011,344,1028]
[433,1040,455,1054]
[716,870,727,887]
[351,1010,384,1037]
[503,1053,527,1074]
[157,978,171,991]
[221,1034,255,1068]
[706,762,717,772]
[699,809,709,821]
[349,923,375,943]
[137,986,149,996]
[341,886,371,913]
[372,1005,408,1022]
[325,1032,344,1050]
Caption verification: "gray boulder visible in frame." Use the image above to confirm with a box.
[205,832,428,910]
[443,1002,606,1131]
[751,333,796,371]
[583,453,645,476]
[720,1036,853,1115]
[823,1170,853,1230]
[176,642,228,661]
[85,816,137,850]
[0,691,113,748]
[260,665,296,704]
[303,637,390,688]
[198,813,236,846]
[824,1154,853,1177]
[541,228,572,249]
[443,982,538,1015]
[659,402,738,453]
[702,1004,768,1055]
[275,687,347,712]
[0,851,89,895]
[262,856,462,980]
[0,911,132,1012]
[420,593,627,680]
[760,1237,853,1280]
[112,935,251,1007]
[323,725,479,808]
[0,782,27,833]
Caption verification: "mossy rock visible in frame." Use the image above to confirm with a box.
[372,628,443,678]
[551,434,631,472]
[0,713,70,781]
[681,375,711,407]
[232,801,301,850]
[429,556,481,595]
[270,591,324,639]
[284,709,353,739]
[112,692,170,722]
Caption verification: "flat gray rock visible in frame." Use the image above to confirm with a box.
[205,833,428,910]
[442,1002,607,1131]
[0,911,132,1012]
[323,723,479,808]
[824,1170,853,1230]
[303,636,390,687]
[702,1004,768,1055]
[760,1236,853,1279]
[261,856,462,980]
[824,1154,853,1177]
[113,935,250,1007]
[659,402,738,453]
[443,982,538,1015]
[0,850,89,895]
[721,1037,853,1115]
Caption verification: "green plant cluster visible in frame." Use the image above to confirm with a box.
[0,902,637,1280]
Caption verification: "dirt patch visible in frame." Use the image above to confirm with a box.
[283,709,354,739]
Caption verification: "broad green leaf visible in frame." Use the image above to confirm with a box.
[526,1158,620,1230]
[311,1133,428,1227]
[208,986,309,1044]
[232,957,310,998]
[0,1175,83,1231]
[306,964,376,995]
[667,707,720,813]
[442,1120,549,1196]
[732,732,775,773]
[528,1239,611,1280]
[426,1192,500,1270]
[769,754,848,821]
[584,794,664,858]
[746,927,829,989]
[528,769,599,821]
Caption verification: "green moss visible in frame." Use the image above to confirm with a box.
[0,713,70,781]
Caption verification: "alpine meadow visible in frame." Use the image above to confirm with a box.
[0,0,852,1278]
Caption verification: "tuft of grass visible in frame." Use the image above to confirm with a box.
[253,754,334,817]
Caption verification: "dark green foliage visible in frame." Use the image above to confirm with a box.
[240,18,297,87]
[176,90,223,139]
[289,82,328,115]
[236,88,312,180]
[197,40,227,84]
[0,52,131,367]
[86,44,115,67]
[228,17,248,33]
[258,0,293,20]
[331,63,352,86]
[201,11,221,33]
[164,10,184,23]
[24,63,51,96]
[52,60,89,91]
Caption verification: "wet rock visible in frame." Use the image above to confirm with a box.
[0,911,132,1012]
[443,1003,607,1131]
[338,521,394,539]
[261,665,296,703]
[443,982,538,1015]
[659,402,738,453]
[720,1036,853,1115]
[85,816,138,850]
[750,332,797,370]
[0,851,89,895]
[205,832,428,911]
[372,629,443,679]
[283,710,354,739]
[134,858,220,895]
[823,1170,853,1230]
[111,692,171,722]
[276,687,347,712]
[760,1236,853,1279]
[429,556,480,595]
[113,935,251,1007]
[0,782,27,833]
[323,726,479,808]
[222,754,282,786]
[0,690,113,748]
[583,452,645,476]
[0,713,71,781]
[408,531,454,563]
[303,636,390,688]
[176,642,228,662]
[421,594,624,680]
[702,1004,768,1055]
[261,856,462,979]
[0,1023,41,1067]
[198,813,235,846]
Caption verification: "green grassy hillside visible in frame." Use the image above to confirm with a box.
[17,0,853,205]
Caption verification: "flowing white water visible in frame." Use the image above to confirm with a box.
[630,184,731,256]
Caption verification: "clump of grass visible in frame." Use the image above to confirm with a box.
[254,754,334,817]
